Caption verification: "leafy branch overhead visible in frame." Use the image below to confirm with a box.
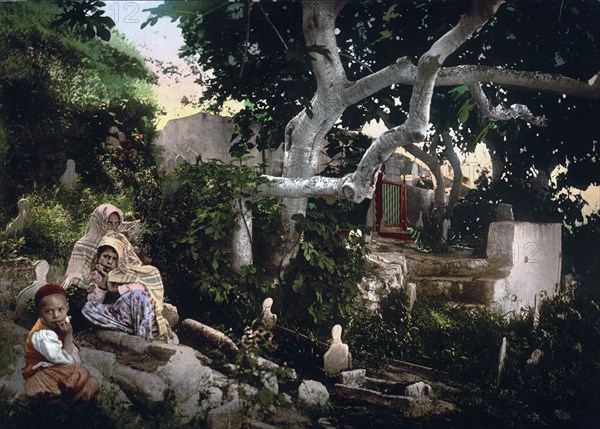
[53,0,115,41]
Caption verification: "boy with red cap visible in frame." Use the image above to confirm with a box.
[22,284,99,403]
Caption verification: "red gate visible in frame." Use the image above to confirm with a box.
[374,172,411,239]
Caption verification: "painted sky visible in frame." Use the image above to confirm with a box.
[103,1,201,128]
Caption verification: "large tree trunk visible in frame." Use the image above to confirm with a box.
[273,0,349,271]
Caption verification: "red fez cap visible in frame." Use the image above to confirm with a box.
[34,284,67,308]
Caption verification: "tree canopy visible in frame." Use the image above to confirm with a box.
[147,0,598,193]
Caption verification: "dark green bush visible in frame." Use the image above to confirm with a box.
[279,199,370,338]
[141,159,274,329]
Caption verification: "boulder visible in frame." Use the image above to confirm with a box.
[298,380,329,408]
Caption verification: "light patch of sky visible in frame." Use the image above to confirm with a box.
[103,1,201,129]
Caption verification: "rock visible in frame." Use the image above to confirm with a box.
[206,399,243,429]
[260,371,279,395]
[156,346,213,402]
[298,380,329,408]
[341,369,366,387]
[79,347,117,382]
[163,302,179,328]
[227,382,258,402]
[404,381,432,399]
[201,386,225,410]
[1,355,26,399]
[112,365,168,406]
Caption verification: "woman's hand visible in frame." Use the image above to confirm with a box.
[95,263,109,276]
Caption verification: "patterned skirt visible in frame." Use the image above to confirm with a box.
[82,290,156,341]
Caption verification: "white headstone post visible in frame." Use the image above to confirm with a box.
[60,159,80,187]
[15,260,50,319]
[252,297,277,330]
[6,198,30,234]
[323,324,352,376]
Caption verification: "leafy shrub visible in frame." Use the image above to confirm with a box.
[347,290,417,364]
[142,159,274,328]
[280,199,370,338]
[19,193,79,264]
[0,232,25,260]
[0,1,159,214]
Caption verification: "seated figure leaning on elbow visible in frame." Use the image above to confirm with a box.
[81,231,171,342]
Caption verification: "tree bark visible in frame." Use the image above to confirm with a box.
[232,196,253,270]
[442,131,463,218]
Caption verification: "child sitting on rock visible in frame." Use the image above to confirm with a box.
[22,284,99,403]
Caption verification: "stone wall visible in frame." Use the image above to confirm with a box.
[486,221,562,315]
[154,112,284,175]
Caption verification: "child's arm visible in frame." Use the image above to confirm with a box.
[31,320,81,366]
[86,270,107,302]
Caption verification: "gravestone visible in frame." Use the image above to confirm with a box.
[15,259,49,321]
[496,203,514,221]
[60,159,80,187]
[6,198,29,234]
[252,297,277,330]
[407,282,417,312]
[323,324,352,376]
[496,336,507,386]
[527,349,543,366]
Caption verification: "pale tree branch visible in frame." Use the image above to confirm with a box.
[258,175,341,198]
[341,0,503,203]
[343,64,599,107]
[442,131,463,216]
[469,83,547,126]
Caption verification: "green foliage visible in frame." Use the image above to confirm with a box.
[347,290,417,364]
[281,200,370,337]
[408,206,449,253]
[0,232,25,260]
[564,212,600,300]
[0,1,159,215]
[54,0,116,41]
[450,172,569,255]
[19,193,80,264]
[142,159,274,328]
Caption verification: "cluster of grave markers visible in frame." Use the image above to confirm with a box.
[3,159,547,390]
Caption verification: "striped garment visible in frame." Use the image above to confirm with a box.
[86,231,172,342]
[62,204,124,290]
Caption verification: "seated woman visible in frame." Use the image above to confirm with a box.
[81,231,172,342]
[62,203,124,290]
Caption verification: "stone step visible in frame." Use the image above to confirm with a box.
[403,254,509,278]
[410,276,502,305]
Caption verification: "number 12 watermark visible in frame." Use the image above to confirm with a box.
[106,2,140,24]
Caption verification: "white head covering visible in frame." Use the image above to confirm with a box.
[62,204,123,289]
